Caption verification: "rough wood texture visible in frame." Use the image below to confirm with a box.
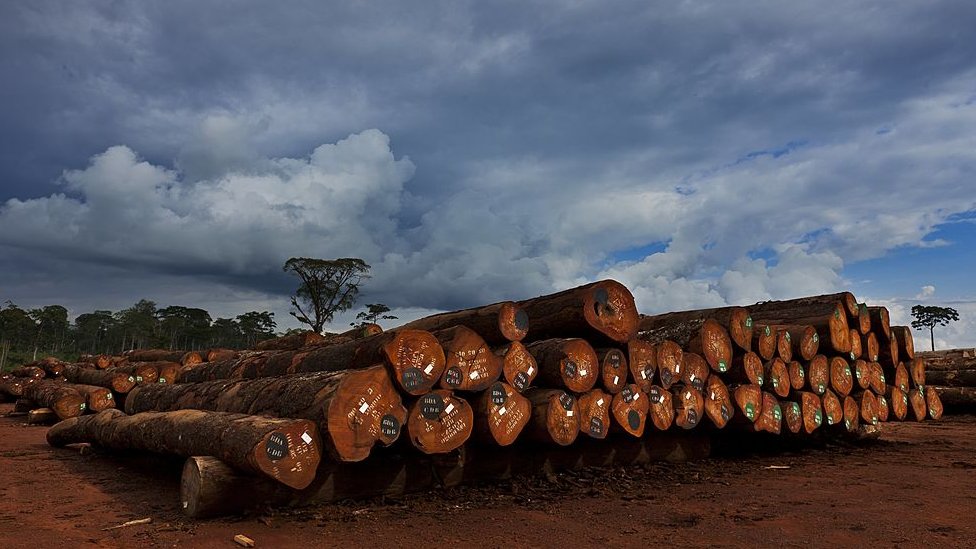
[526,338,598,393]
[205,349,240,362]
[852,391,879,426]
[848,329,863,361]
[703,374,733,428]
[473,382,530,446]
[595,348,628,394]
[523,389,579,446]
[680,352,708,392]
[821,389,843,427]
[879,329,900,369]
[868,362,887,395]
[887,386,909,421]
[753,392,782,434]
[639,317,732,374]
[48,409,321,489]
[62,364,137,394]
[890,326,915,360]
[494,341,537,393]
[925,368,976,387]
[626,339,656,392]
[23,380,87,419]
[764,358,790,398]
[730,351,764,386]
[794,391,823,434]
[254,331,328,351]
[10,365,46,379]
[70,383,117,412]
[932,386,976,412]
[908,386,927,421]
[837,395,859,432]
[829,357,854,397]
[518,279,639,344]
[769,324,819,361]
[749,294,852,354]
[752,323,777,361]
[610,384,648,437]
[868,306,891,341]
[876,392,890,422]
[786,360,805,391]
[79,354,113,369]
[806,355,829,395]
[398,301,528,344]
[655,340,683,389]
[29,357,67,377]
[434,326,502,392]
[339,323,384,340]
[670,384,704,430]
[907,358,926,388]
[406,390,473,454]
[576,388,612,439]
[731,384,762,423]
[646,385,674,431]
[780,399,803,434]
[105,362,159,384]
[126,366,406,462]
[852,359,872,391]
[863,332,880,363]
[775,329,793,362]
[638,306,752,352]
[0,376,35,398]
[915,348,976,371]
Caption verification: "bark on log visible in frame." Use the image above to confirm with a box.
[638,317,732,374]
[596,348,628,394]
[915,349,976,371]
[626,339,657,392]
[22,380,87,419]
[786,360,805,391]
[397,301,528,344]
[522,389,580,446]
[829,356,854,397]
[610,384,648,437]
[751,324,777,361]
[28,408,58,424]
[406,390,473,454]
[29,357,66,377]
[0,377,34,398]
[729,351,764,386]
[655,340,683,389]
[576,388,612,439]
[887,386,909,421]
[646,385,674,431]
[925,368,976,387]
[339,323,384,340]
[748,295,852,354]
[638,306,752,352]
[891,326,915,360]
[48,409,321,489]
[821,389,843,427]
[526,338,598,393]
[62,364,137,394]
[10,366,46,379]
[731,384,762,423]
[70,383,117,412]
[764,358,790,398]
[205,349,240,362]
[494,341,537,392]
[680,351,709,392]
[254,331,328,351]
[126,366,407,462]
[703,374,734,428]
[932,386,976,412]
[670,384,704,430]
[472,382,530,446]
[868,306,891,341]
[518,279,639,344]
[434,326,502,392]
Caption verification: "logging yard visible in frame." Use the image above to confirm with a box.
[2,282,976,547]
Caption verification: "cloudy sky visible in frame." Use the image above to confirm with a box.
[1,1,974,347]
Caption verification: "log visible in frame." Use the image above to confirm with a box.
[406,390,474,454]
[156,362,183,384]
[806,355,829,395]
[596,348,628,394]
[646,385,675,431]
[494,341,537,392]
[775,329,793,363]
[821,389,843,427]
[889,362,910,393]
[751,323,777,361]
[868,306,891,340]
[126,366,407,462]
[891,326,915,360]
[786,360,805,391]
[70,383,117,412]
[28,408,58,425]
[518,279,639,344]
[731,384,762,423]
[106,362,159,384]
[637,306,752,352]
[829,356,853,397]
[29,357,67,377]
[851,391,879,426]
[670,384,704,430]
[848,329,863,361]
[525,338,598,393]
[434,326,502,392]
[10,366,46,379]
[908,386,927,421]
[397,301,528,344]
[48,409,321,489]
[339,323,384,339]
[576,388,612,439]
[754,391,782,434]
[703,374,734,428]
[770,324,819,361]
[0,377,34,398]
[863,332,879,363]
[876,392,889,422]
[925,368,976,387]
[638,317,732,374]
[680,351,709,392]
[907,358,926,388]
[254,331,328,351]
[655,340,683,389]
[932,386,976,412]
[79,354,113,369]
[472,382,530,446]
[522,389,580,446]
[62,364,136,394]
[792,391,823,434]
[205,349,240,362]
[748,294,852,354]
[887,386,909,421]
[764,358,790,398]
[22,380,87,419]
[610,384,649,437]
[851,359,872,391]
[868,361,887,395]
[856,303,871,335]
[915,349,976,370]
[879,328,900,368]
[626,339,657,392]
[780,399,803,434]
[730,351,764,386]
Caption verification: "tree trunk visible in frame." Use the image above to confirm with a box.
[472,382,530,446]
[493,341,537,392]
[62,364,137,394]
[522,389,579,446]
[851,390,878,426]
[868,362,887,395]
[525,338,598,393]
[925,368,976,386]
[0,376,34,398]
[595,348,628,394]
[908,386,927,421]
[405,390,473,454]
[749,294,852,354]
[670,384,704,430]
[851,359,871,391]
[397,301,528,344]
[775,328,793,362]
[876,392,889,422]
[576,388,612,439]
[105,362,161,384]
[253,331,328,351]
[805,355,829,395]
[517,279,639,344]
[433,326,501,392]
[610,384,648,437]
[848,329,863,362]
[867,306,891,340]
[125,366,407,463]
[907,358,926,388]
[862,332,879,363]
[48,409,321,489]
[22,380,87,419]
[638,306,752,351]
[779,399,803,434]
[924,387,943,420]
[878,329,900,369]
[638,317,732,374]
[703,374,733,429]
[915,349,976,370]
[891,326,915,360]
[790,391,823,433]
[626,339,656,392]
[753,391,782,434]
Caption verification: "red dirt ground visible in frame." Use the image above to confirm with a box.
[1,403,974,548]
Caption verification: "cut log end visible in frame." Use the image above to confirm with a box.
[407,390,474,454]
[829,356,854,397]
[765,358,791,398]
[798,391,823,433]
[495,341,537,393]
[887,386,908,421]
[251,421,322,490]
[693,318,733,373]
[577,388,612,439]
[611,384,649,436]
[787,361,805,391]
[728,307,753,352]
[436,326,502,392]
[755,392,782,434]
[476,382,531,446]
[525,389,580,446]
[646,385,674,431]
[908,386,927,422]
[753,324,777,361]
[703,375,734,428]
[498,302,530,342]
[925,387,943,420]
[806,355,829,395]
[656,340,683,389]
[781,399,803,434]
[821,389,843,427]
[326,365,408,461]
[891,326,915,360]
[680,352,708,392]
[732,384,762,423]
[671,384,704,430]
[582,280,640,343]
[626,339,656,392]
[382,330,447,396]
[597,348,628,394]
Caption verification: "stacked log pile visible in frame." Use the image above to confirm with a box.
[920,348,976,412]
[0,281,949,519]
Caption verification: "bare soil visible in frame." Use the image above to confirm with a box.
[1,402,974,548]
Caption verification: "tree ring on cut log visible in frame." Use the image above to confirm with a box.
[699,319,733,373]
[728,308,753,351]
[582,280,640,343]
[498,302,530,342]
[407,390,473,453]
[383,330,446,395]
[656,340,682,389]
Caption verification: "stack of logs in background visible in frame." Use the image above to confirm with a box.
[0,281,949,519]
[921,348,976,412]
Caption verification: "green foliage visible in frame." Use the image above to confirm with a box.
[284,257,371,333]
[911,304,960,351]
[352,303,397,327]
